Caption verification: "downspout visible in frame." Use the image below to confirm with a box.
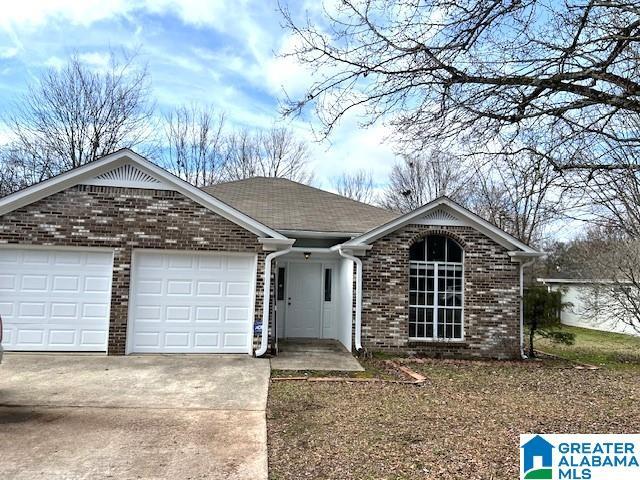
[255,247,292,357]
[338,247,363,352]
[519,258,536,359]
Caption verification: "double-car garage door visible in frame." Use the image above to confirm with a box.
[0,248,255,354]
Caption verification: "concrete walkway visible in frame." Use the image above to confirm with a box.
[0,354,270,480]
[270,341,364,371]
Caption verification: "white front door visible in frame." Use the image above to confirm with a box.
[128,250,256,354]
[0,247,113,351]
[285,262,322,338]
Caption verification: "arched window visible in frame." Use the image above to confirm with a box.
[409,235,463,340]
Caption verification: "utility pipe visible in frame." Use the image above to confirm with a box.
[255,247,292,357]
[338,247,363,352]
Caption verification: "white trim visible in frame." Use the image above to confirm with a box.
[536,278,618,284]
[344,197,541,255]
[277,229,361,238]
[258,238,296,251]
[0,148,287,240]
[0,243,114,253]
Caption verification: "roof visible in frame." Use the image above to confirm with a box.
[0,149,288,240]
[343,196,542,256]
[203,177,399,235]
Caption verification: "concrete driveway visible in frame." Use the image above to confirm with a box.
[0,354,270,480]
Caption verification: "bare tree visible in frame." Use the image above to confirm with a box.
[2,49,153,187]
[381,149,470,212]
[563,229,640,334]
[222,126,313,183]
[332,169,375,203]
[580,122,640,237]
[280,1,640,172]
[471,154,563,245]
[163,105,226,186]
[0,143,54,196]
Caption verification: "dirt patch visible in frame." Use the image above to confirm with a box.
[267,358,640,480]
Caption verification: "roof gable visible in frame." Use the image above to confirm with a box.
[344,197,541,255]
[0,149,286,240]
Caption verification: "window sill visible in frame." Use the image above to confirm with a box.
[407,339,468,347]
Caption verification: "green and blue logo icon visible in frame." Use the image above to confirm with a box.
[521,435,554,479]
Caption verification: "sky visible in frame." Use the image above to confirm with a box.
[0,0,398,192]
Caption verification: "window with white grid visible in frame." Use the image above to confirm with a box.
[409,235,463,340]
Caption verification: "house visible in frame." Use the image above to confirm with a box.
[538,277,640,336]
[521,435,554,475]
[0,149,541,358]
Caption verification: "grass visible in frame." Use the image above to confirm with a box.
[535,325,640,369]
[267,358,640,480]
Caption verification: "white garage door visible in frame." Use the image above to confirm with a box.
[128,251,256,353]
[0,248,113,351]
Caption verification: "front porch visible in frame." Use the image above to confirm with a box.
[270,339,364,371]
[272,249,355,354]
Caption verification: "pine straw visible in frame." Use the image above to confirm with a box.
[267,358,640,480]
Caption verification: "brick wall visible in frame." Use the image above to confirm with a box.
[0,185,266,355]
[361,224,521,359]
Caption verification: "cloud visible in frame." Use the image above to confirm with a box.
[0,46,20,59]
[0,0,400,192]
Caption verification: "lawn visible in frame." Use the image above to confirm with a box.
[267,332,640,480]
[535,325,640,369]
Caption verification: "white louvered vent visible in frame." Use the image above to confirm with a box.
[423,209,458,222]
[414,208,466,226]
[82,163,170,190]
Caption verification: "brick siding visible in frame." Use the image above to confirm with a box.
[361,224,522,359]
[0,185,266,355]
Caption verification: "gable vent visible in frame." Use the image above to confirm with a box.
[423,209,458,222]
[82,163,171,190]
[414,208,467,226]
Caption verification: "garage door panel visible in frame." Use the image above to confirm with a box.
[129,251,255,353]
[194,332,219,347]
[0,274,16,291]
[49,329,76,346]
[0,248,113,352]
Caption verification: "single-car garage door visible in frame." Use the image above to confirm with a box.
[128,251,256,354]
[0,248,113,351]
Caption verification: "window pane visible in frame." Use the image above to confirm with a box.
[410,276,417,291]
[410,239,425,261]
[447,238,463,263]
[409,320,416,337]
[277,267,286,301]
[427,292,434,305]
[453,324,462,339]
[410,292,417,305]
[324,268,332,301]
[425,323,434,338]
[427,235,446,261]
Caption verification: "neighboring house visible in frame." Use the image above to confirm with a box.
[0,149,541,358]
[538,278,640,337]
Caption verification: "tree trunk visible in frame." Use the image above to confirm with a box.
[528,319,537,358]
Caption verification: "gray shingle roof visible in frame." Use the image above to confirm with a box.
[203,177,398,234]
